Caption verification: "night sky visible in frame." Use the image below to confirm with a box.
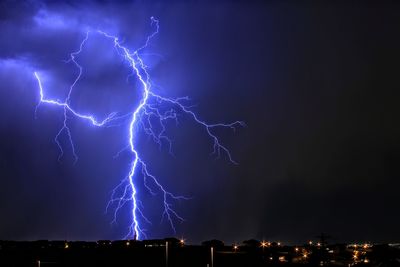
[0,0,400,245]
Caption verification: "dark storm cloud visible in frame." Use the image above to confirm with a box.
[1,0,400,244]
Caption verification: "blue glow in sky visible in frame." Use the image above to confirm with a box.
[33,17,243,239]
[1,0,400,244]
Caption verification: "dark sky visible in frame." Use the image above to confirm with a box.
[0,0,399,245]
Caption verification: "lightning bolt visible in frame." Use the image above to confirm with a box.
[34,17,244,240]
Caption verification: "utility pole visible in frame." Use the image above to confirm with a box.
[316,233,331,246]
[165,241,169,267]
[211,247,214,267]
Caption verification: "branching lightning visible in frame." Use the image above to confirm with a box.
[34,17,243,240]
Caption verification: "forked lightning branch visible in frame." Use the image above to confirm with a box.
[34,17,243,240]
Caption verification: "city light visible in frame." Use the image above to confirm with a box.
[0,239,390,266]
[353,250,359,261]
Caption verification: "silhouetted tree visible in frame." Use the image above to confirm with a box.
[162,237,181,248]
[242,239,261,247]
[202,239,224,248]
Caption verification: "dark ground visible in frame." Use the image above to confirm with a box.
[1,239,399,267]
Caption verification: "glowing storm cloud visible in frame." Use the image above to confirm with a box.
[33,17,243,240]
